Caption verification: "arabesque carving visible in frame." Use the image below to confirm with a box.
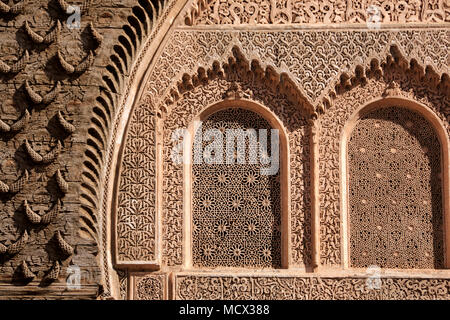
[185,0,450,25]
[116,105,157,263]
[144,29,448,111]
[175,274,450,299]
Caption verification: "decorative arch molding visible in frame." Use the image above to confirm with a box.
[341,97,450,269]
[157,45,315,118]
[80,0,192,300]
[318,50,449,268]
[320,44,450,113]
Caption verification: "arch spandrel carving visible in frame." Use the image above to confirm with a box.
[141,29,449,115]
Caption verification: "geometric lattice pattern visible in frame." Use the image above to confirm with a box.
[192,108,281,268]
[349,106,444,269]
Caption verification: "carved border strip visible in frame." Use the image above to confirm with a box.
[174,273,450,300]
[183,0,450,26]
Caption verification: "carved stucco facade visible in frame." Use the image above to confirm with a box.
[0,0,448,299]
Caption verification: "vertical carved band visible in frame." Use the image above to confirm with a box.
[116,105,158,265]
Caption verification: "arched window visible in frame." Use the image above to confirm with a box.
[348,106,444,269]
[191,107,282,268]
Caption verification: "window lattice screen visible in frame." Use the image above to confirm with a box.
[192,108,281,268]
[348,106,444,269]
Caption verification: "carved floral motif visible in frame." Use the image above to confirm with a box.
[134,274,165,300]
[108,1,449,299]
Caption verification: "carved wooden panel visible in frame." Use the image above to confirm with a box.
[348,106,443,268]
[192,108,281,268]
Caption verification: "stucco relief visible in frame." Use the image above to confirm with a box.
[116,105,156,262]
[175,274,450,300]
[106,0,450,300]
[143,29,449,113]
[1,0,447,301]
[120,28,448,268]
[116,25,449,268]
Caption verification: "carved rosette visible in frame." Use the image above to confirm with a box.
[130,273,167,300]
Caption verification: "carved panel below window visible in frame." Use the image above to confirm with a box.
[192,108,281,268]
[348,106,444,269]
[131,273,168,300]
